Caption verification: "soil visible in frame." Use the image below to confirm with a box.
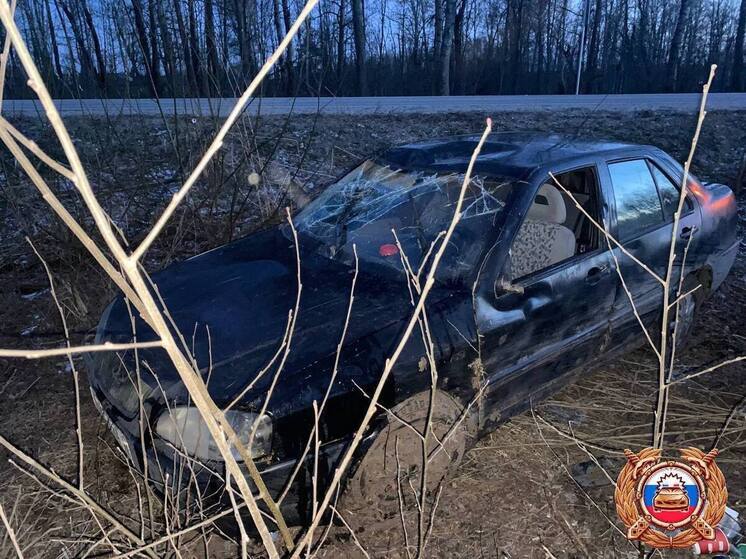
[0,108,744,558]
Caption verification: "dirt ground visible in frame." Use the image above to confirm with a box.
[0,108,744,558]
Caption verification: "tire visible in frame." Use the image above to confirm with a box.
[339,390,472,538]
[668,274,705,354]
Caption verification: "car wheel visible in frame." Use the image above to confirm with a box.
[338,390,473,535]
[668,274,704,353]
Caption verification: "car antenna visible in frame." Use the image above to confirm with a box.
[569,93,611,141]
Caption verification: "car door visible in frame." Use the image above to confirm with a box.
[600,156,702,349]
[476,163,617,427]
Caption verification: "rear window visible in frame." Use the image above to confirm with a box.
[608,160,664,240]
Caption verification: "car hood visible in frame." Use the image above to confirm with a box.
[90,227,439,415]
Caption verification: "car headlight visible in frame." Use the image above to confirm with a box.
[155,407,272,461]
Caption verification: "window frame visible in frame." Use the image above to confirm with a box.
[508,163,606,284]
[605,156,697,243]
[645,158,695,221]
[605,157,668,241]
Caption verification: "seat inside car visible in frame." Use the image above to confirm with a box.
[509,183,576,279]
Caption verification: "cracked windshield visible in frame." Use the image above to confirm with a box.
[293,160,516,278]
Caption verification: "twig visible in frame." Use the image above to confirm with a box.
[0,434,156,558]
[26,238,84,490]
[279,245,359,504]
[530,407,632,544]
[0,502,23,559]
[0,0,15,112]
[330,506,371,559]
[0,341,163,359]
[654,64,717,449]
[669,356,746,386]
[549,173,664,284]
[0,0,300,549]
[0,116,74,179]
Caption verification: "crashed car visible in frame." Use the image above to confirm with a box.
[86,132,738,529]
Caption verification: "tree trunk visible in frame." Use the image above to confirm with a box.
[281,0,295,94]
[146,0,161,94]
[433,0,442,67]
[271,0,286,93]
[233,0,255,82]
[205,0,219,94]
[733,0,746,90]
[452,0,466,94]
[351,0,367,95]
[57,0,98,91]
[187,0,204,96]
[585,0,602,92]
[45,0,64,81]
[78,0,106,90]
[336,0,346,83]
[667,0,691,91]
[439,0,455,95]
[507,0,524,94]
[172,0,197,95]
[156,0,175,93]
[131,0,153,92]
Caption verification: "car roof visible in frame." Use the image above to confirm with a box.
[381,131,655,180]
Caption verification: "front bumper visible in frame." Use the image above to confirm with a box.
[90,386,350,531]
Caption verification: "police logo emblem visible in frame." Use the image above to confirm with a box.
[615,447,727,549]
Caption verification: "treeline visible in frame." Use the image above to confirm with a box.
[4,0,746,99]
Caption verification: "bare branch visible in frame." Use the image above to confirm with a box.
[0,341,163,359]
[668,356,746,386]
[0,502,23,559]
[654,64,717,449]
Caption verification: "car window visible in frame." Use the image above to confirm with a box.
[292,160,517,280]
[509,167,600,279]
[648,162,693,219]
[608,159,664,240]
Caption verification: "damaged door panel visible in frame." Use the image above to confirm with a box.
[476,162,616,429]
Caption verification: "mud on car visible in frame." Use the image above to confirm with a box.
[85,132,738,531]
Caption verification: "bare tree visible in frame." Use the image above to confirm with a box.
[667,0,692,91]
[351,0,366,94]
[733,0,746,90]
[439,0,455,94]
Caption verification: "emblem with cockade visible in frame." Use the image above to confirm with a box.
[615,447,727,549]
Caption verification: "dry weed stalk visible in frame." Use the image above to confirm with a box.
[0,502,23,559]
[654,64,718,448]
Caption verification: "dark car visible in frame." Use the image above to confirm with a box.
[85,132,738,529]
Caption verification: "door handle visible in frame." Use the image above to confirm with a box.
[680,226,695,240]
[586,265,608,285]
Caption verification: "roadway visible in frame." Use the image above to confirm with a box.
[3,93,746,117]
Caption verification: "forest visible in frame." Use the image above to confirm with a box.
[4,0,746,99]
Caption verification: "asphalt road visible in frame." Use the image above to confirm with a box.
[4,93,746,117]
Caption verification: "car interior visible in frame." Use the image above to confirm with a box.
[509,167,600,280]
